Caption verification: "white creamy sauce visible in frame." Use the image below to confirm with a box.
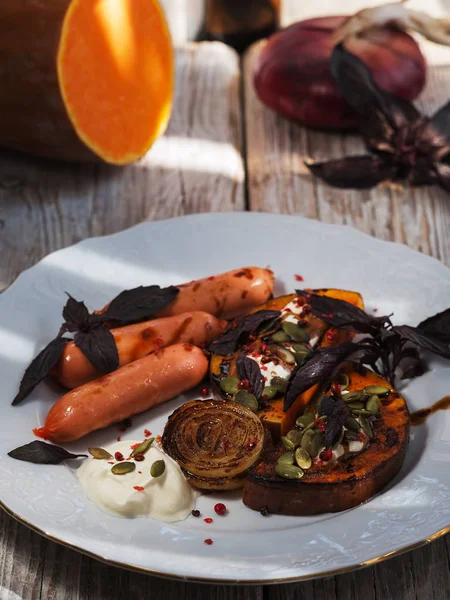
[314,428,368,466]
[249,354,291,381]
[77,441,196,521]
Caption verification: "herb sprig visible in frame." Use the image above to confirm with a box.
[284,291,450,410]
[13,285,179,405]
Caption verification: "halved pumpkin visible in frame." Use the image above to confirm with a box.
[243,364,410,515]
[210,289,364,440]
[0,0,173,163]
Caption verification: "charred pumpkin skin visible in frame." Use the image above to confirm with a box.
[210,289,364,440]
[243,365,410,515]
[0,1,96,162]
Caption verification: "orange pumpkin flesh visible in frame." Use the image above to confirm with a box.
[58,0,173,164]
[0,0,172,164]
[210,289,364,441]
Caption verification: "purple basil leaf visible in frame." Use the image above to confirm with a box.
[417,308,450,344]
[306,155,393,189]
[209,310,281,356]
[398,346,428,380]
[284,342,357,411]
[62,294,90,332]
[319,395,349,449]
[236,354,264,400]
[296,290,389,335]
[8,441,87,465]
[12,336,70,406]
[393,325,450,359]
[96,285,179,325]
[74,328,119,374]
[330,44,420,129]
[431,101,450,139]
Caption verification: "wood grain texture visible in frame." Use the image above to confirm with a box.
[0,42,244,294]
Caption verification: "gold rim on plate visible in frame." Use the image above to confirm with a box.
[1,498,448,584]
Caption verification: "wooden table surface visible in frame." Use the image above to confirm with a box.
[1,1,449,598]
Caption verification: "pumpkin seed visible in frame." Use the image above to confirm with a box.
[296,413,315,429]
[130,438,155,458]
[275,463,304,480]
[342,389,364,402]
[359,417,374,439]
[294,352,309,366]
[366,395,381,415]
[150,459,166,478]
[275,346,296,364]
[300,429,315,454]
[364,385,390,396]
[310,431,325,458]
[281,436,296,450]
[271,376,289,393]
[345,416,361,432]
[282,321,309,343]
[347,401,365,411]
[261,385,277,400]
[235,390,259,412]
[88,447,113,460]
[292,343,311,354]
[351,409,373,417]
[295,447,312,469]
[332,426,345,449]
[286,429,303,447]
[111,461,136,475]
[271,330,290,343]
[277,451,295,466]
[333,373,350,391]
[219,376,240,395]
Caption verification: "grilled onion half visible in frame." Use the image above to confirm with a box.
[162,399,267,490]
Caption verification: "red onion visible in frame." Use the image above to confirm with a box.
[253,3,450,130]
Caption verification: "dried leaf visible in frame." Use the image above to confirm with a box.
[8,441,87,464]
[74,328,119,374]
[236,354,265,400]
[431,101,450,139]
[305,156,393,189]
[12,336,70,405]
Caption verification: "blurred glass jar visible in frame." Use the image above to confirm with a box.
[206,0,281,53]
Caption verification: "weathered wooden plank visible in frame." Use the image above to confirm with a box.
[243,42,450,266]
[0,42,244,293]
[0,41,251,600]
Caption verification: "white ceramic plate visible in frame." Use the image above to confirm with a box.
[1,213,449,584]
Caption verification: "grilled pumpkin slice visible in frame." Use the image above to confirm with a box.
[242,364,410,515]
[210,289,364,440]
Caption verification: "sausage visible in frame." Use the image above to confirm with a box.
[98,267,275,321]
[53,311,226,389]
[159,267,274,320]
[34,344,208,443]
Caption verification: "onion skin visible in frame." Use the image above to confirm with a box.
[253,16,426,130]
